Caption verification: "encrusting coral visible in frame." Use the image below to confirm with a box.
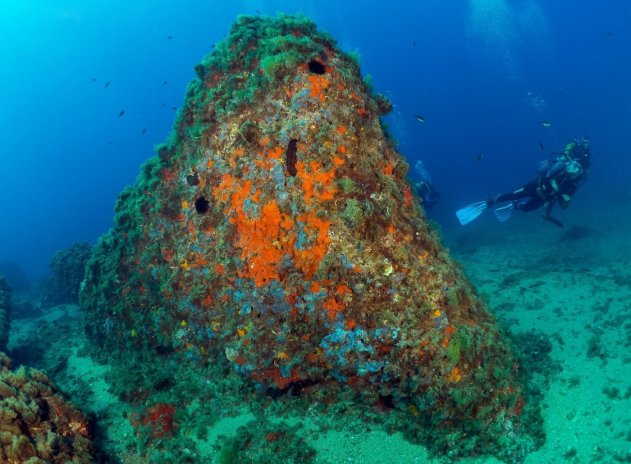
[0,352,93,463]
[81,14,538,459]
[0,276,93,462]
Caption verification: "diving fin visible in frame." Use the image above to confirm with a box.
[494,203,514,222]
[456,201,488,225]
[543,214,564,228]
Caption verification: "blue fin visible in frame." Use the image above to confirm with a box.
[494,203,514,222]
[456,201,487,225]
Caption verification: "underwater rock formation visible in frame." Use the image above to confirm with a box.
[0,352,93,463]
[82,14,529,458]
[0,276,10,351]
[41,242,93,307]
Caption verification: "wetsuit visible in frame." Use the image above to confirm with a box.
[415,181,439,208]
[493,179,545,211]
[490,157,587,225]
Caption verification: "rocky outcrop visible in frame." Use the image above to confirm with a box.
[41,242,93,307]
[81,14,532,459]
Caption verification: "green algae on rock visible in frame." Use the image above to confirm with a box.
[81,14,536,460]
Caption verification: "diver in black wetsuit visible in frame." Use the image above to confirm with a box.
[414,180,440,208]
[456,137,591,227]
[487,137,591,227]
[412,160,440,208]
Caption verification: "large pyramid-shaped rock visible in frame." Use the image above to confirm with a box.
[82,14,528,457]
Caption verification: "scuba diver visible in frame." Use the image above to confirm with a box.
[413,160,440,208]
[456,137,591,228]
[414,180,440,208]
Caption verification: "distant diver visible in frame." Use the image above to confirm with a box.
[456,137,591,228]
[413,160,440,208]
[415,181,440,208]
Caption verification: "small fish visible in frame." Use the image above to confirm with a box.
[171,106,177,111]
[162,80,168,85]
[167,35,173,40]
[142,128,147,135]
[475,153,484,162]
[414,114,425,123]
[539,142,545,151]
[606,31,613,38]
[412,41,416,47]
[104,81,111,88]
[118,110,125,117]
[540,120,551,127]
[91,78,97,82]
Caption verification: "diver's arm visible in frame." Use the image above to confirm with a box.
[542,200,564,228]
[558,192,572,209]
[546,171,574,209]
[546,160,566,178]
[553,177,575,209]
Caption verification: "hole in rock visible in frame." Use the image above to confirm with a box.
[194,197,210,214]
[285,139,298,177]
[308,59,326,75]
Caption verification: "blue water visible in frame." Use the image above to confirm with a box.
[1,0,629,283]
